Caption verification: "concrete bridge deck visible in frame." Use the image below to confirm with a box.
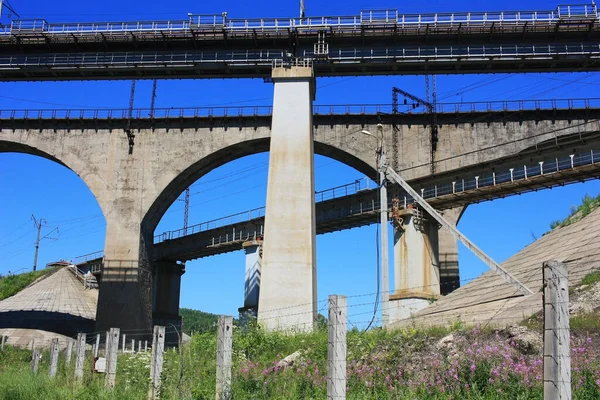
[1,4,599,79]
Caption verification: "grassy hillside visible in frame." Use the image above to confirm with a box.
[549,193,600,230]
[179,308,220,335]
[0,267,55,301]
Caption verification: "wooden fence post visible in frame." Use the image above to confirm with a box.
[49,338,59,379]
[74,333,87,381]
[105,328,120,389]
[148,326,165,400]
[327,295,347,400]
[94,333,100,357]
[31,340,40,374]
[65,338,74,366]
[543,260,571,400]
[216,316,233,400]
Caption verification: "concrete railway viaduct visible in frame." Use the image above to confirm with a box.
[1,3,600,334]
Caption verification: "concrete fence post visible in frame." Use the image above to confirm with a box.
[49,338,59,379]
[145,340,148,352]
[65,338,74,366]
[105,328,120,389]
[132,339,135,353]
[31,340,41,374]
[122,333,127,354]
[138,340,142,353]
[327,295,347,400]
[216,316,233,400]
[74,333,87,381]
[543,260,572,400]
[94,333,100,357]
[148,325,166,400]
[1,335,6,350]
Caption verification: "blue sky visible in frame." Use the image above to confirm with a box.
[1,0,599,326]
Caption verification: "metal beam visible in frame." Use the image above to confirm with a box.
[385,165,534,296]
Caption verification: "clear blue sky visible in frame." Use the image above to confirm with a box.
[1,0,599,326]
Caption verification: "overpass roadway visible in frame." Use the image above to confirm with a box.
[1,4,600,80]
[75,148,599,264]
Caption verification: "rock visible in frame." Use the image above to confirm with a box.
[578,284,590,292]
[505,325,542,355]
[275,350,303,370]
[437,334,454,348]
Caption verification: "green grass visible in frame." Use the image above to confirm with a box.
[549,193,600,231]
[0,267,56,301]
[581,271,600,287]
[1,322,599,399]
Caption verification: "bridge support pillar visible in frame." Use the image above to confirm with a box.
[439,207,466,295]
[258,66,317,332]
[95,221,154,336]
[389,207,440,322]
[153,260,185,346]
[238,240,262,322]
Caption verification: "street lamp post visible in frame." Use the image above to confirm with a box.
[361,124,390,328]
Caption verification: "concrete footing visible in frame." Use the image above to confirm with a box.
[95,225,153,335]
[390,208,440,322]
[258,66,317,332]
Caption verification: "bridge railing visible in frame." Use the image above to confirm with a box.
[2,42,599,68]
[415,150,600,202]
[155,178,376,243]
[73,250,104,264]
[2,4,596,37]
[1,98,599,121]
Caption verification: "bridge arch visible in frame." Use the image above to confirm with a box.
[0,139,109,219]
[143,136,378,234]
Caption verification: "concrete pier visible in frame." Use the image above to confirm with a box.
[239,240,262,319]
[152,260,185,344]
[95,222,154,334]
[390,207,440,321]
[258,66,317,331]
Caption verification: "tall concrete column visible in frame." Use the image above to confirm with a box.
[238,240,262,319]
[439,206,466,295]
[389,208,440,322]
[258,66,317,331]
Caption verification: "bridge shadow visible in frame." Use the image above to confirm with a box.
[0,310,95,337]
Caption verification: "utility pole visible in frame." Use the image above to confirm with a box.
[183,188,190,236]
[32,215,45,272]
[31,215,59,272]
[361,124,389,327]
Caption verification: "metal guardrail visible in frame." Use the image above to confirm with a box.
[1,98,598,121]
[414,150,600,202]
[1,43,599,69]
[1,4,597,36]
[1,43,598,70]
[73,250,104,264]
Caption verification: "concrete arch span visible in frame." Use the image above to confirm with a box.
[143,137,378,234]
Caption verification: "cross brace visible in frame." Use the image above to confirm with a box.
[385,165,534,296]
